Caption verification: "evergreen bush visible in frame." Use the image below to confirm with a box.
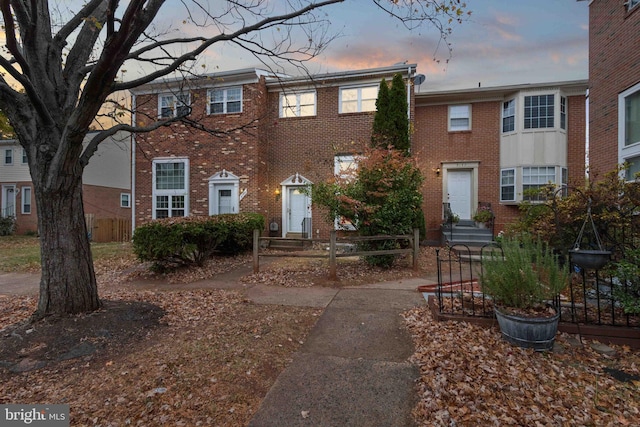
[0,216,15,236]
[132,213,264,271]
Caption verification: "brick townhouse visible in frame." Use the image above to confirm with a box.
[130,64,587,244]
[588,0,640,178]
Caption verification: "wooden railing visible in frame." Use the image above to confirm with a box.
[253,229,421,280]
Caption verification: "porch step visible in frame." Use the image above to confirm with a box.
[268,238,311,251]
[442,223,494,247]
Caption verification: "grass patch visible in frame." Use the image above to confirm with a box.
[0,236,135,273]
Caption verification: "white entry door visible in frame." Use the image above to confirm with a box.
[1,185,16,217]
[287,187,307,233]
[447,170,472,220]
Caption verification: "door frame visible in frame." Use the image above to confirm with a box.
[441,162,479,221]
[1,184,16,217]
[280,173,312,237]
[208,170,240,215]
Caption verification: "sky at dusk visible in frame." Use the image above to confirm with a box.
[179,0,590,92]
[1,1,589,92]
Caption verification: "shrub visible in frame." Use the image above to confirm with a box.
[612,248,640,314]
[0,216,15,236]
[132,213,264,271]
[480,236,569,310]
[311,147,424,268]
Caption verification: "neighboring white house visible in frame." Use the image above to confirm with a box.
[0,131,132,235]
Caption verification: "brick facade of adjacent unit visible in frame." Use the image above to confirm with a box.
[588,0,640,176]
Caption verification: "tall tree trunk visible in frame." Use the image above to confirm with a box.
[34,168,100,318]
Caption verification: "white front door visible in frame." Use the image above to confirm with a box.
[447,170,472,220]
[287,187,307,233]
[216,186,234,214]
[1,185,16,217]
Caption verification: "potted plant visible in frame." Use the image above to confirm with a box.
[442,206,460,228]
[480,236,569,351]
[472,206,493,228]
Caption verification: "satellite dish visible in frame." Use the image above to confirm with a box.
[414,74,426,86]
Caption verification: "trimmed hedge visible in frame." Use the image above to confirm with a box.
[132,213,264,271]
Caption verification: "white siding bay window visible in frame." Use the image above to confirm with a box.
[619,82,640,181]
[152,158,189,219]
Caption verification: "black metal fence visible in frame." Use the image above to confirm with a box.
[435,244,639,329]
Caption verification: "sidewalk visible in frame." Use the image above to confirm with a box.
[0,267,435,426]
[248,278,429,427]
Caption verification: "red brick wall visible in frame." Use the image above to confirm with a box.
[134,81,265,226]
[12,183,128,235]
[588,0,640,176]
[567,94,587,186]
[265,84,375,239]
[12,182,37,235]
[83,184,130,219]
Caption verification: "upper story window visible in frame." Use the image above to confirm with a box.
[560,96,567,130]
[334,155,358,181]
[502,99,515,133]
[152,158,189,219]
[22,149,27,164]
[339,85,377,113]
[524,94,554,129]
[4,149,12,165]
[449,105,471,131]
[208,87,242,114]
[280,91,316,118]
[159,92,190,118]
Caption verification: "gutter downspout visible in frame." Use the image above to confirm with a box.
[130,92,136,237]
[407,65,414,153]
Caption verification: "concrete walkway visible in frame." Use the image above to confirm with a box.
[0,267,435,427]
[248,279,427,427]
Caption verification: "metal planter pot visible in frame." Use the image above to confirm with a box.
[569,249,611,270]
[494,306,560,351]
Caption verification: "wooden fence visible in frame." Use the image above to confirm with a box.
[253,228,421,280]
[85,215,131,243]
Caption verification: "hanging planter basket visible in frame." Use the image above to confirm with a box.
[570,199,611,270]
[569,249,611,270]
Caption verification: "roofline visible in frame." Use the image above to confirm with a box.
[129,68,281,95]
[416,79,588,105]
[265,63,418,88]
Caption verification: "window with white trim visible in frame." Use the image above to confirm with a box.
[280,91,316,118]
[152,159,189,219]
[623,87,640,147]
[22,149,27,164]
[21,186,31,214]
[524,94,554,129]
[449,105,471,131]
[334,155,358,230]
[120,193,131,208]
[159,92,190,118]
[208,87,242,114]
[339,86,378,113]
[4,149,12,165]
[560,96,567,130]
[625,155,640,181]
[523,166,556,201]
[502,99,515,133]
[500,168,516,202]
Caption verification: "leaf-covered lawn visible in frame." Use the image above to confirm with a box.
[404,306,640,426]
